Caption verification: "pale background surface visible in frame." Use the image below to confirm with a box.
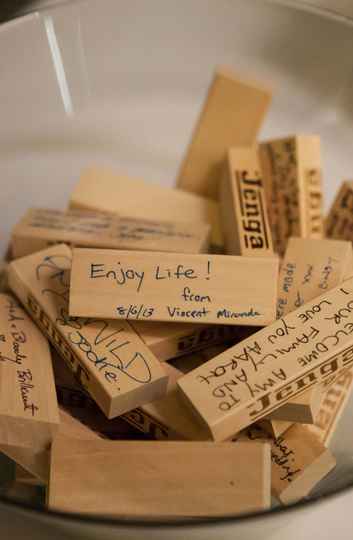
[14,1,353,18]
[274,0,353,19]
[298,0,353,17]
[1,1,353,539]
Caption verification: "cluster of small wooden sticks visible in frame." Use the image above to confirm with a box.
[1,66,353,518]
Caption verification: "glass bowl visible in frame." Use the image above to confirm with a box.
[1,1,353,538]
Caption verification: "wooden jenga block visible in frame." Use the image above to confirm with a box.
[48,436,271,516]
[52,352,144,440]
[308,368,353,446]
[176,68,272,199]
[8,245,168,419]
[123,363,210,441]
[178,277,353,441]
[15,465,44,486]
[268,387,323,424]
[259,135,323,255]
[116,217,210,254]
[69,249,279,326]
[0,445,49,484]
[243,424,336,504]
[325,180,353,241]
[131,320,253,362]
[344,267,353,282]
[11,209,115,258]
[220,146,274,256]
[271,238,352,423]
[277,238,353,318]
[257,419,293,439]
[1,407,102,484]
[58,407,102,441]
[129,348,293,441]
[271,427,336,503]
[0,293,59,450]
[69,167,223,250]
[54,353,208,442]
[170,344,235,374]
[11,208,211,258]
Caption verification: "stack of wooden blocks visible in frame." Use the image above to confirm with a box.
[1,67,353,518]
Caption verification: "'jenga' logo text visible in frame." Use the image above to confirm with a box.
[235,170,270,252]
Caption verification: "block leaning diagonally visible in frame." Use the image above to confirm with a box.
[177,277,353,441]
[8,244,168,419]
[269,237,353,424]
[176,67,272,199]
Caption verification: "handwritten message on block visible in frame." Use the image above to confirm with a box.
[176,67,272,199]
[117,216,210,254]
[178,277,353,441]
[244,424,336,504]
[0,293,59,450]
[49,437,271,516]
[69,167,223,250]
[326,180,353,241]
[8,245,168,419]
[220,146,274,256]
[259,135,323,255]
[69,249,278,326]
[277,238,352,319]
[11,208,210,258]
[270,237,353,423]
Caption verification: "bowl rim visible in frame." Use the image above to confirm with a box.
[1,0,353,528]
[0,0,82,23]
[269,0,353,26]
[0,472,352,527]
[5,0,353,27]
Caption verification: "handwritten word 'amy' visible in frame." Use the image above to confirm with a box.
[90,261,211,292]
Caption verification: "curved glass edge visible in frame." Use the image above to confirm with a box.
[0,0,352,529]
[0,0,84,25]
[0,473,352,528]
[269,0,353,26]
[2,0,353,28]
